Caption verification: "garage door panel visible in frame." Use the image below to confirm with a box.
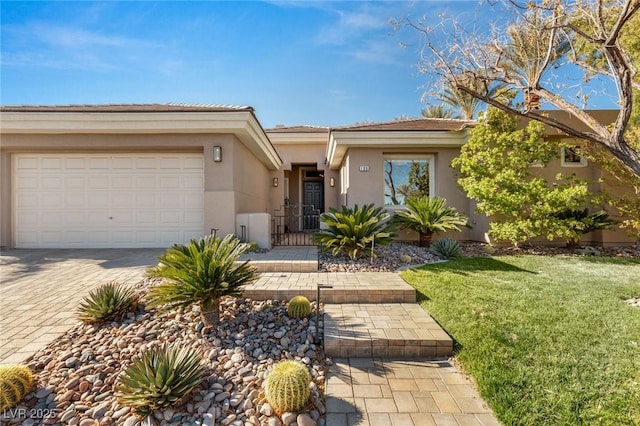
[136,176,157,189]
[184,210,203,225]
[112,176,133,189]
[16,176,38,189]
[184,176,204,190]
[16,193,38,208]
[16,231,38,246]
[65,176,85,189]
[16,157,38,169]
[16,211,38,227]
[88,157,110,169]
[45,211,67,225]
[41,157,63,169]
[41,193,64,208]
[65,194,85,208]
[14,153,204,248]
[65,158,86,169]
[42,176,63,189]
[184,193,203,208]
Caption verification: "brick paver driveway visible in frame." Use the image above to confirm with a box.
[0,249,163,363]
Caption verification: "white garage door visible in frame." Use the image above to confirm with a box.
[14,153,204,248]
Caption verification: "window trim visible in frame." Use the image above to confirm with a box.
[561,145,587,167]
[383,154,435,208]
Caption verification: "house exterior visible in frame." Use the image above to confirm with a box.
[0,104,635,249]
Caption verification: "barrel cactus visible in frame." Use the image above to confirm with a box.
[117,345,204,417]
[287,295,312,319]
[264,360,311,414]
[0,364,34,411]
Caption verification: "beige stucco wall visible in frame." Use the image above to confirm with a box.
[0,151,10,249]
[465,139,636,246]
[340,147,471,242]
[268,142,340,214]
[0,133,272,248]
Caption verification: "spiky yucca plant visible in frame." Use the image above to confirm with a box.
[392,196,469,247]
[430,238,462,259]
[264,360,311,414]
[77,281,138,324]
[0,364,34,411]
[146,234,258,326]
[287,295,312,319]
[313,204,394,260]
[118,345,204,417]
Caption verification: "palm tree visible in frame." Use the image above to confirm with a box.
[146,234,258,326]
[421,104,461,119]
[392,196,469,247]
[438,81,481,120]
[497,11,570,110]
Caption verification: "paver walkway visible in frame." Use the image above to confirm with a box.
[0,248,162,363]
[0,248,501,425]
[327,358,499,426]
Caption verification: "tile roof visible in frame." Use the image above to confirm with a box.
[0,103,254,113]
[333,117,475,132]
[265,125,330,133]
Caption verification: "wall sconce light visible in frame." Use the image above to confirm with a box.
[213,146,222,162]
[330,177,335,187]
[272,177,279,187]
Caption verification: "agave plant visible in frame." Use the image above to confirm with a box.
[430,238,462,259]
[313,204,395,260]
[118,344,204,417]
[146,234,258,326]
[77,281,138,323]
[392,196,469,247]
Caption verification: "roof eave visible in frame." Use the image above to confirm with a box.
[326,129,471,170]
[0,110,282,170]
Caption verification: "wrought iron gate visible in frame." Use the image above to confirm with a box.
[272,203,320,246]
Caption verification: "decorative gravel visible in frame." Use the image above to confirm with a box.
[9,280,327,426]
[319,241,640,272]
[319,242,442,272]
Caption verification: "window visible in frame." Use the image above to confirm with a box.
[561,146,587,167]
[384,155,434,206]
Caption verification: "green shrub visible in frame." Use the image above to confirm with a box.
[553,208,618,247]
[392,196,469,247]
[264,360,311,414]
[77,282,137,324]
[430,238,462,259]
[146,235,258,326]
[0,364,34,411]
[117,345,204,417]
[314,204,395,259]
[287,295,312,319]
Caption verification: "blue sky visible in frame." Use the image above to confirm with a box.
[0,1,619,128]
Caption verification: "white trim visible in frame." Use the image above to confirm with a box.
[560,146,588,167]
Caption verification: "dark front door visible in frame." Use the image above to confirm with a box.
[303,181,323,230]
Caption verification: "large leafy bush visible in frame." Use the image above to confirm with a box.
[146,234,258,326]
[314,204,394,259]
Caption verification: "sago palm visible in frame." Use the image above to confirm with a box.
[392,196,469,247]
[146,234,258,326]
[313,204,395,259]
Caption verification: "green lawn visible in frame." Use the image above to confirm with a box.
[401,255,640,426]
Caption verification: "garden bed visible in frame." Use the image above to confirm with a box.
[8,280,326,426]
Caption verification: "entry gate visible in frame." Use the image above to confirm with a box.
[272,203,320,246]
